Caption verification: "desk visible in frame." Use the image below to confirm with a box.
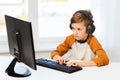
[0,56,120,80]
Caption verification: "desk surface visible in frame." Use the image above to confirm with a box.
[0,56,120,80]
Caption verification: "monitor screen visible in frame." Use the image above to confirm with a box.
[5,15,37,77]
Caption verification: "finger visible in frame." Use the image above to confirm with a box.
[58,58,64,65]
[63,59,68,64]
[66,61,72,67]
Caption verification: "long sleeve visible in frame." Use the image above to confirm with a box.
[87,35,109,66]
[51,34,75,59]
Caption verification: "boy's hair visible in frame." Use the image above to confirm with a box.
[70,10,95,34]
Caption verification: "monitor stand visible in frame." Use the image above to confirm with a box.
[5,57,31,77]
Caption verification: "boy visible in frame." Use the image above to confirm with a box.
[51,10,109,67]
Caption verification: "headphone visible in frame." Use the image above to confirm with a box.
[70,10,95,34]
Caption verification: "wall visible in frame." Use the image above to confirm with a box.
[92,0,120,62]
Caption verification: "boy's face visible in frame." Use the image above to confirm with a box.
[71,23,88,41]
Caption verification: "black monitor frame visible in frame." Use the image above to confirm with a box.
[5,15,37,77]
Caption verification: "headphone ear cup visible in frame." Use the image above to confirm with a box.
[87,24,95,34]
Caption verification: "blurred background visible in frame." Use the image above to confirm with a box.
[0,0,120,62]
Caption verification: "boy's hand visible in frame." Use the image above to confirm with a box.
[66,61,78,67]
[53,55,69,65]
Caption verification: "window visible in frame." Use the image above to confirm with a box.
[36,0,91,50]
[38,0,91,37]
[0,0,91,52]
[0,0,28,41]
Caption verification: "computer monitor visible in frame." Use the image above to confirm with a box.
[5,15,37,77]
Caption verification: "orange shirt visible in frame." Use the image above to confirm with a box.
[51,34,109,66]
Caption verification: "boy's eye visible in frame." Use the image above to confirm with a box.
[77,28,81,30]
[71,27,74,29]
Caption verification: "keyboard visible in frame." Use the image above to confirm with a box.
[36,58,82,73]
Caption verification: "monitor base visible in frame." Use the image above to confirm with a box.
[5,58,31,77]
